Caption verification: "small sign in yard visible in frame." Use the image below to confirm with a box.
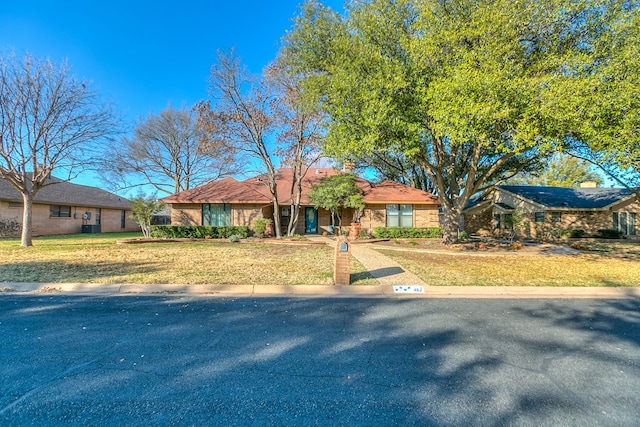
[393,285,425,294]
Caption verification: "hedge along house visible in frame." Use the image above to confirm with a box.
[463,184,639,239]
[0,176,139,237]
[161,168,440,236]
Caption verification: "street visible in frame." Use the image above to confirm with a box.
[1,295,639,426]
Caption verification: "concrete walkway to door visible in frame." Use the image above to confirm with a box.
[306,235,428,287]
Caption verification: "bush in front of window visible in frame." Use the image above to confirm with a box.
[150,225,250,239]
[372,227,443,239]
[596,229,624,239]
[558,229,586,239]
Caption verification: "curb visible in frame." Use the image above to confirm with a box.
[1,283,639,299]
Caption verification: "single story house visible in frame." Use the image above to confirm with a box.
[161,168,440,235]
[463,184,639,239]
[0,176,140,237]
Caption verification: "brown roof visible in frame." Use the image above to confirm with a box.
[161,177,271,204]
[0,176,131,209]
[162,168,439,206]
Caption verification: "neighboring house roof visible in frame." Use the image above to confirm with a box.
[161,168,439,206]
[465,185,635,212]
[500,185,635,209]
[0,176,131,209]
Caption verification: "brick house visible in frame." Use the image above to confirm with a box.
[0,176,139,237]
[463,184,639,239]
[161,168,440,236]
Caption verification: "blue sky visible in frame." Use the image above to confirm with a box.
[1,1,345,193]
[1,0,342,124]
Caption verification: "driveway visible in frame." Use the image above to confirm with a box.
[1,296,639,426]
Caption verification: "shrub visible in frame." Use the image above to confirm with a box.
[457,231,470,240]
[372,227,443,239]
[0,218,21,238]
[228,234,242,243]
[253,218,272,238]
[597,229,624,239]
[150,225,250,239]
[510,241,524,251]
[558,229,586,239]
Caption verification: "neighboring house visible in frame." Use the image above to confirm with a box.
[0,176,140,237]
[464,184,639,239]
[161,168,440,235]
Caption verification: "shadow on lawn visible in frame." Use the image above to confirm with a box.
[0,260,159,282]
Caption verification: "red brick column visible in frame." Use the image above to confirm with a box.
[334,236,351,286]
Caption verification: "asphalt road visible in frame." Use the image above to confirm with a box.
[1,295,639,426]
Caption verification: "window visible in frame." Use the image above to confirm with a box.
[494,214,501,229]
[8,202,23,209]
[386,204,413,227]
[281,207,291,227]
[121,210,126,229]
[613,212,636,236]
[203,203,231,226]
[534,212,545,223]
[551,212,562,223]
[50,205,71,218]
[95,209,101,225]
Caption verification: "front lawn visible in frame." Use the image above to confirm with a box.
[0,233,375,286]
[378,247,640,287]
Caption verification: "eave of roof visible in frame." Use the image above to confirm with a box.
[0,176,131,209]
[164,169,440,206]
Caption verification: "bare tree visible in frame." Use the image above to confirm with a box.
[268,61,325,237]
[0,53,118,246]
[196,50,283,237]
[102,105,234,195]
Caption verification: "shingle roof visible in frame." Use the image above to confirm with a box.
[0,176,131,209]
[500,185,634,209]
[161,168,439,205]
[161,177,271,204]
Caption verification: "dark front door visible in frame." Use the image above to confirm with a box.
[305,207,318,234]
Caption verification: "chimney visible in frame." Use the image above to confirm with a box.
[579,180,598,188]
[342,160,355,173]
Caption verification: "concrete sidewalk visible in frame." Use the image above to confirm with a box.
[2,282,640,299]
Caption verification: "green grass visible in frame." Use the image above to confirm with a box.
[0,233,376,286]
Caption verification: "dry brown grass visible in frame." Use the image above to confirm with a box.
[378,249,640,287]
[0,233,375,286]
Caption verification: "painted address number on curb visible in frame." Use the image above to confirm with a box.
[393,285,425,294]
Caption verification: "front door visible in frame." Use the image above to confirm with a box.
[305,207,318,234]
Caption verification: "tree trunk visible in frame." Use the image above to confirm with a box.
[20,193,34,247]
[441,206,461,245]
[272,199,282,238]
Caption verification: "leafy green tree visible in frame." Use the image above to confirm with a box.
[506,154,603,187]
[130,194,165,238]
[309,174,365,232]
[283,0,639,243]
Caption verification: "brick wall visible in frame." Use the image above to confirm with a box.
[0,202,137,236]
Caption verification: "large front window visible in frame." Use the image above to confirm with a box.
[386,204,413,227]
[613,212,636,236]
[203,203,231,226]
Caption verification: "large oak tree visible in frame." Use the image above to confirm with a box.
[283,0,640,243]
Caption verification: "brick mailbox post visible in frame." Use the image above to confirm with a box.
[334,236,351,285]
